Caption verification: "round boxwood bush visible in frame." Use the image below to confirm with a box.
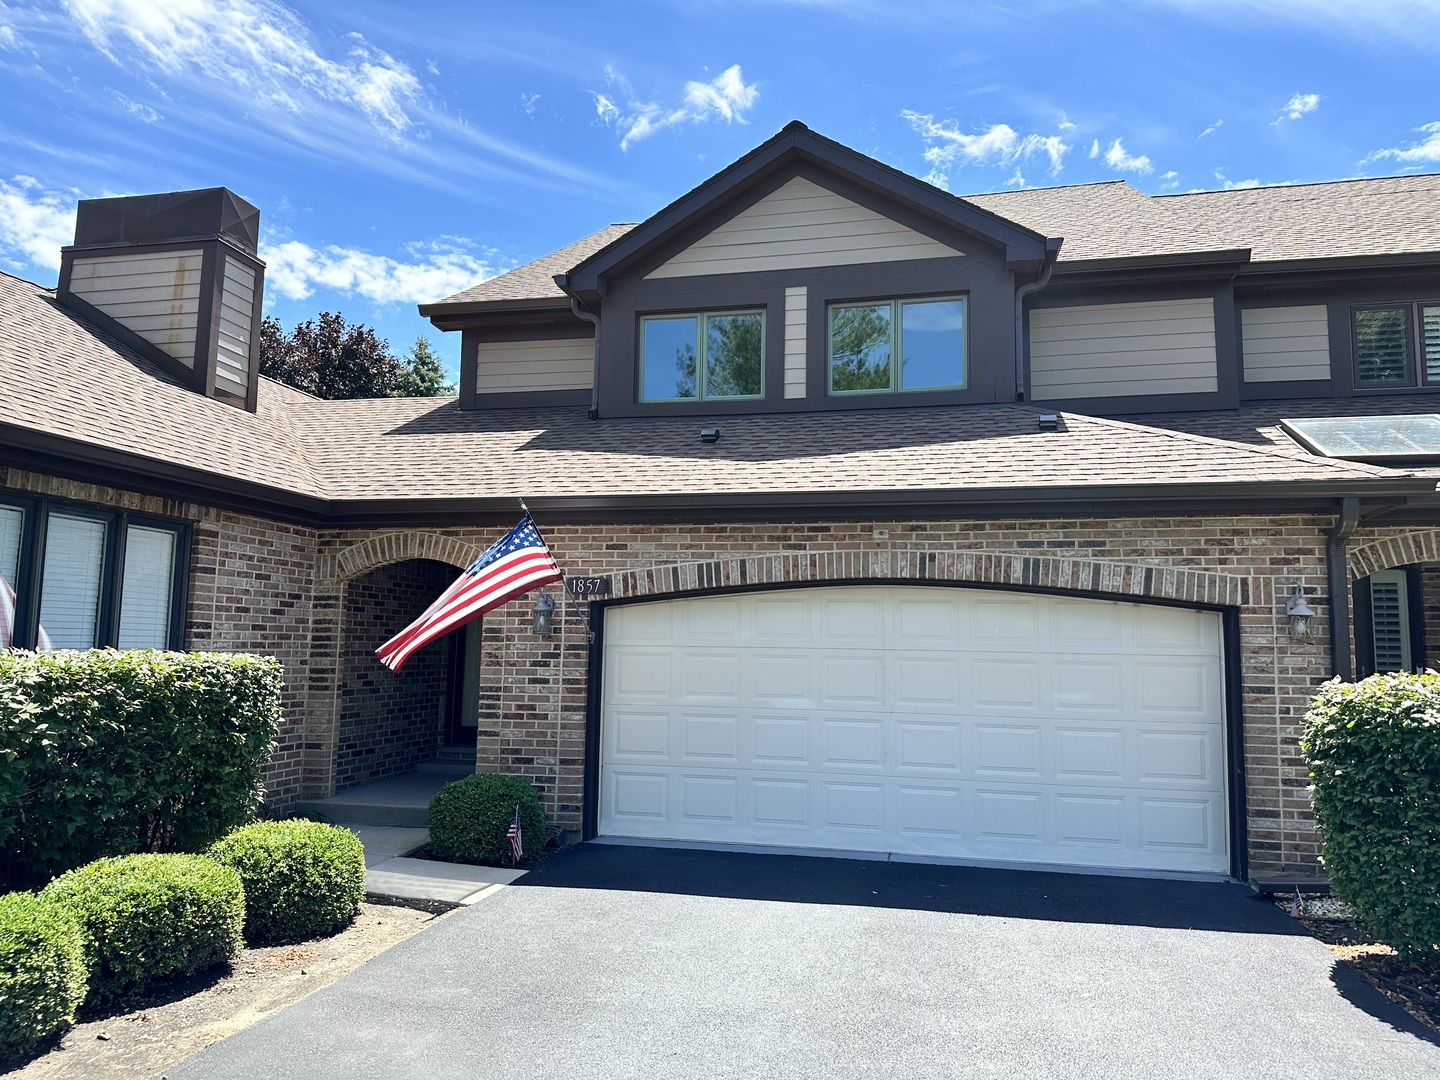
[41,853,245,1007]
[429,774,546,866]
[0,893,87,1062]
[1303,672,1440,962]
[209,820,365,944]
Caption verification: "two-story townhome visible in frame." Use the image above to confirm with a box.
[3,122,1439,884]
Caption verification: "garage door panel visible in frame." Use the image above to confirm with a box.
[599,587,1228,874]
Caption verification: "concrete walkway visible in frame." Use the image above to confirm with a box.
[169,844,1440,1080]
[347,823,526,907]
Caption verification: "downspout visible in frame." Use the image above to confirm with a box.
[1325,497,1360,681]
[1014,238,1062,402]
[554,273,602,420]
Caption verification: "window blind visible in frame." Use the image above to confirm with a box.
[117,525,176,649]
[37,514,106,650]
[1369,571,1411,673]
[1355,307,1410,385]
[0,506,22,648]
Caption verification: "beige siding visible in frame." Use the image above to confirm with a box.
[69,249,204,366]
[214,256,257,396]
[646,177,962,279]
[1029,298,1217,400]
[784,286,807,399]
[476,337,594,394]
[1241,305,1331,383]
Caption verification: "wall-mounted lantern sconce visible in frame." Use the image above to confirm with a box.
[532,591,556,635]
[1286,587,1315,643]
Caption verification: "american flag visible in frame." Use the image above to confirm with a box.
[0,578,52,651]
[506,805,523,864]
[375,515,562,672]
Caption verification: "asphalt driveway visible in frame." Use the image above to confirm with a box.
[171,843,1440,1079]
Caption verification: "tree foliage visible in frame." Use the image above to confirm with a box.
[829,305,892,391]
[260,315,454,400]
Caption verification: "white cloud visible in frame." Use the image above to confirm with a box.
[1365,120,1440,164]
[1275,92,1320,123]
[901,112,1070,179]
[1102,138,1153,175]
[1088,138,1099,159]
[1213,170,1260,190]
[261,236,501,306]
[0,176,78,273]
[1198,119,1222,139]
[109,89,161,123]
[593,64,758,151]
[520,92,539,117]
[0,23,18,50]
[61,0,424,136]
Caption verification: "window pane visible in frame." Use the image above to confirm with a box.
[899,299,966,390]
[1422,305,1440,383]
[0,505,22,649]
[118,525,177,649]
[830,304,892,391]
[641,317,698,400]
[38,514,106,650]
[1355,307,1411,385]
[704,313,763,397]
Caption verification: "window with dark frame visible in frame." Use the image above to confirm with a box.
[0,495,187,652]
[828,296,967,395]
[1354,301,1440,388]
[638,310,765,402]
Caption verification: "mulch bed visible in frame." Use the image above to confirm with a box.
[1291,911,1440,1034]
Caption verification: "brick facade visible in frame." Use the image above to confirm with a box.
[12,462,1440,879]
[336,559,455,788]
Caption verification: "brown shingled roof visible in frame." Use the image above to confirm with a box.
[425,224,636,309]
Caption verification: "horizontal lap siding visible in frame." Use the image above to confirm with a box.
[214,256,257,396]
[1029,298,1218,400]
[646,177,961,278]
[476,337,594,393]
[1241,306,1330,383]
[69,249,204,366]
[784,286,806,399]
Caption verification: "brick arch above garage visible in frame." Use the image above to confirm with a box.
[1349,531,1440,580]
[606,548,1254,609]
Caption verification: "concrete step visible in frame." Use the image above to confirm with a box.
[294,769,457,829]
[416,758,474,777]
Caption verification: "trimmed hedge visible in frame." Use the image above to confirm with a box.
[209,820,365,944]
[41,853,245,1007]
[1303,672,1440,962]
[0,892,87,1062]
[0,649,282,891]
[429,774,546,866]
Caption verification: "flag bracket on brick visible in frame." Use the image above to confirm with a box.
[375,513,563,672]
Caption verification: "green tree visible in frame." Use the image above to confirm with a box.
[829,305,892,391]
[705,314,762,397]
[395,337,455,397]
[259,312,402,399]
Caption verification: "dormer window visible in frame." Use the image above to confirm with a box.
[827,296,967,394]
[1354,302,1440,388]
[639,310,765,402]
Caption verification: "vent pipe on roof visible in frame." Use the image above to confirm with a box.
[1014,239,1062,402]
[56,188,266,412]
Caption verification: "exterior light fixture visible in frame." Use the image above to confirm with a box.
[1285,587,1315,643]
[532,591,556,635]
[700,427,720,443]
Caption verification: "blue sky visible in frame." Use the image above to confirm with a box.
[1,0,1438,383]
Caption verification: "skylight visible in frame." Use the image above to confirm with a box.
[1281,414,1440,462]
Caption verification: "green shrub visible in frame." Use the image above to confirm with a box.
[0,649,282,891]
[1302,672,1440,962]
[209,820,365,944]
[41,853,245,1006]
[428,774,546,866]
[0,893,87,1062]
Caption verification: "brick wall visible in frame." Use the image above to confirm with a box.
[336,559,454,788]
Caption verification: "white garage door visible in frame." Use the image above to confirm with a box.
[599,586,1229,874]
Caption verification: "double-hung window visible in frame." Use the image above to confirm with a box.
[828,296,967,394]
[639,310,764,402]
[0,495,187,651]
[1354,302,1440,388]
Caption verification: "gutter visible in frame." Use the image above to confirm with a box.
[554,273,601,419]
[1014,238,1062,401]
[1325,497,1360,680]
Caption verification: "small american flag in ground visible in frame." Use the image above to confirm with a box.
[506,805,523,864]
[375,514,562,672]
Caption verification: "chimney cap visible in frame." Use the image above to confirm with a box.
[72,187,260,254]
